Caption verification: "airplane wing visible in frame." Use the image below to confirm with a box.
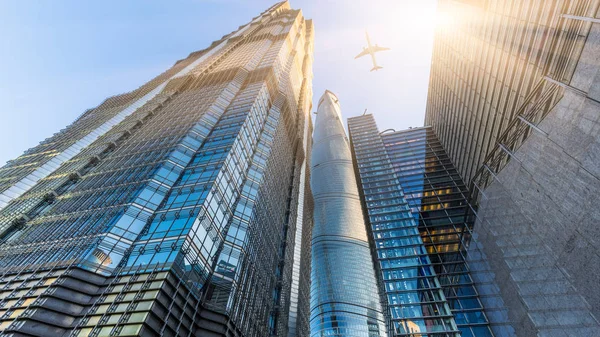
[371,46,390,53]
[354,49,370,59]
[355,46,390,59]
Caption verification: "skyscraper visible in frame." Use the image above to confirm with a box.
[349,114,498,337]
[349,115,519,336]
[426,0,600,335]
[426,0,598,188]
[310,91,386,336]
[0,2,314,336]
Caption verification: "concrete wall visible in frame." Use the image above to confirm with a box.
[468,18,600,337]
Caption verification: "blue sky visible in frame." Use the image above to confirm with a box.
[0,0,437,166]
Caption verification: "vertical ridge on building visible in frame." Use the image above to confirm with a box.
[426,0,598,188]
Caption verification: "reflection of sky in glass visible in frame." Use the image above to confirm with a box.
[384,135,428,221]
[379,127,494,337]
[310,92,386,336]
[349,115,458,336]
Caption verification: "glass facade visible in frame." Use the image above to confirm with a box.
[347,115,456,337]
[380,127,493,337]
[0,2,314,337]
[310,91,386,336]
[348,115,494,337]
[425,0,597,190]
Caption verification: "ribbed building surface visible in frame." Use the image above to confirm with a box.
[349,117,509,337]
[425,0,600,336]
[0,2,314,336]
[426,0,599,188]
[381,126,494,337]
[348,115,459,337]
[310,91,386,336]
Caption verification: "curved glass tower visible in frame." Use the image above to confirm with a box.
[310,90,386,336]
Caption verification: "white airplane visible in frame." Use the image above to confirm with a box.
[355,31,390,72]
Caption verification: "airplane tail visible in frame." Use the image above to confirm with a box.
[370,66,383,72]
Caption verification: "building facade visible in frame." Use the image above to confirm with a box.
[0,2,314,336]
[348,115,502,337]
[309,91,386,336]
[348,115,458,336]
[426,0,599,188]
[426,0,600,336]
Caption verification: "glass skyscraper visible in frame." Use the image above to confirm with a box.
[310,91,386,336]
[348,115,495,337]
[0,2,314,336]
[426,0,598,189]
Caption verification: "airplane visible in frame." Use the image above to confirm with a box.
[355,31,390,72]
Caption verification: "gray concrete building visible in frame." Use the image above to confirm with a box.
[426,1,600,336]
[467,18,600,337]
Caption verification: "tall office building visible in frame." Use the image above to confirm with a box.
[349,115,501,337]
[426,0,598,187]
[310,91,386,336]
[426,0,600,335]
[0,2,314,336]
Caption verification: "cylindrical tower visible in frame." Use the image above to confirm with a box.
[310,90,386,336]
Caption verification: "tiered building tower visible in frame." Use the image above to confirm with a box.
[0,2,314,336]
